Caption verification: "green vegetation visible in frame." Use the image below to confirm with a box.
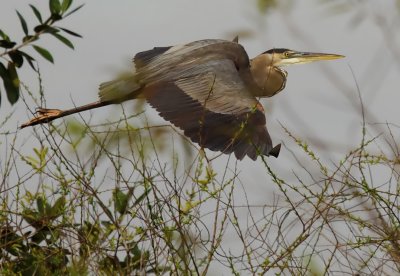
[1,1,399,275]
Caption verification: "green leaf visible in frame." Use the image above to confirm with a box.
[63,3,85,18]
[34,24,59,34]
[9,51,24,68]
[50,196,65,217]
[51,33,74,49]
[59,27,82,38]
[50,0,62,15]
[37,197,45,215]
[20,51,37,71]
[0,29,10,40]
[16,11,29,36]
[132,188,150,208]
[113,188,129,215]
[45,201,52,215]
[32,45,54,63]
[61,0,73,12]
[0,62,20,105]
[29,4,43,23]
[7,63,19,100]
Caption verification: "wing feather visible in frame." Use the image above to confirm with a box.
[134,40,280,159]
[142,60,278,159]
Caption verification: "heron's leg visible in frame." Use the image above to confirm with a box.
[20,100,115,129]
[36,108,63,117]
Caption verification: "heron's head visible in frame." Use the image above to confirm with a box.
[263,48,344,67]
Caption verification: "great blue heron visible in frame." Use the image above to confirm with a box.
[21,38,343,160]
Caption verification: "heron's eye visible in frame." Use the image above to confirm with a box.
[284,51,291,58]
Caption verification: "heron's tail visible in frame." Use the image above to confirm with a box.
[98,74,141,102]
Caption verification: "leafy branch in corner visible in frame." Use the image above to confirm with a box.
[0,0,84,108]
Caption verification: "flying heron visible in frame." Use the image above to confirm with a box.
[21,38,343,160]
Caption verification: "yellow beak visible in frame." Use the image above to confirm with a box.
[281,51,345,65]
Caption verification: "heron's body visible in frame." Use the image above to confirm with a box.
[21,39,343,160]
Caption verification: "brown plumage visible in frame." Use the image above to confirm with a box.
[21,38,343,160]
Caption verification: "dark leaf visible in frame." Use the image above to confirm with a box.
[22,35,37,43]
[37,197,45,215]
[0,62,6,77]
[61,0,73,12]
[31,230,48,243]
[29,4,43,23]
[63,4,85,18]
[130,243,141,257]
[59,27,82,38]
[113,188,129,215]
[0,40,16,49]
[6,245,20,256]
[51,13,63,21]
[51,33,74,49]
[0,62,20,105]
[33,45,54,63]
[16,11,29,36]
[20,51,37,71]
[1,227,25,256]
[34,24,59,34]
[132,188,150,207]
[7,63,20,104]
[50,0,62,16]
[0,63,7,106]
[9,51,24,68]
[45,201,52,216]
[50,196,65,217]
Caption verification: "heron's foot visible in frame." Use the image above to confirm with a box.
[35,108,63,117]
[20,108,63,129]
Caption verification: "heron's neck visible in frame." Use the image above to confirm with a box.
[249,55,287,97]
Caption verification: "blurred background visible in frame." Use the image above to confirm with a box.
[1,0,399,274]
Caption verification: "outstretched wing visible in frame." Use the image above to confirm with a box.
[134,39,251,84]
[142,58,280,160]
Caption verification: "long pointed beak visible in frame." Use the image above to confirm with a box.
[283,51,344,65]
